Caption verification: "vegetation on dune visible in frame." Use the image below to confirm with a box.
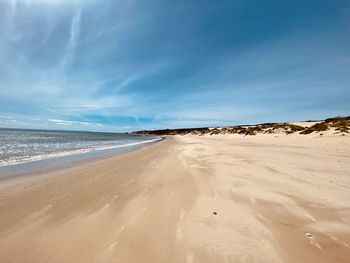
[300,122,329,134]
[300,117,350,135]
[326,117,350,133]
[132,116,350,136]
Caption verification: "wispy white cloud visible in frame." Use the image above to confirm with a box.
[8,0,17,27]
[61,8,81,70]
[48,119,94,126]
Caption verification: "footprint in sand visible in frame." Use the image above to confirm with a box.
[107,242,118,251]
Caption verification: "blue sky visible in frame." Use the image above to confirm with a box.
[0,0,349,132]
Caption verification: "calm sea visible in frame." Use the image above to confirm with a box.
[0,128,161,168]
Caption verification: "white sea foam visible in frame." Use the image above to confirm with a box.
[0,137,163,168]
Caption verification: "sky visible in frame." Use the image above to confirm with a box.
[0,0,349,132]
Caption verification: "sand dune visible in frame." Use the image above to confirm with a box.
[0,133,349,262]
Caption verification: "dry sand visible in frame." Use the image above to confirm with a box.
[0,133,349,262]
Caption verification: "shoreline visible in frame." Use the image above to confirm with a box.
[0,134,349,262]
[0,137,164,180]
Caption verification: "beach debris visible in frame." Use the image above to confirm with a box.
[305,232,322,250]
[213,211,217,215]
[305,233,312,238]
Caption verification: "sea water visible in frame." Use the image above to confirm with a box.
[0,128,161,170]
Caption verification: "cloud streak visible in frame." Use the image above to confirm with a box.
[61,8,81,70]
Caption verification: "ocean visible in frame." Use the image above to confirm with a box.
[0,128,161,169]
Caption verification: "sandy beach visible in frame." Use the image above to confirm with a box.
[0,133,349,262]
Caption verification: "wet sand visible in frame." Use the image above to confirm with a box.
[0,134,349,262]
